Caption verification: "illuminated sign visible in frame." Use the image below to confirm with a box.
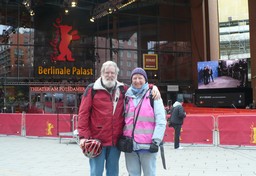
[37,66,93,76]
[50,17,80,62]
[34,15,94,78]
[143,54,158,70]
[30,86,85,93]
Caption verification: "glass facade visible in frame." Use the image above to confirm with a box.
[0,1,193,113]
[218,0,250,79]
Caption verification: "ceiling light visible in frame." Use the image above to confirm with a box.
[64,8,69,14]
[71,0,77,7]
[108,8,113,14]
[90,17,95,22]
[117,0,136,9]
[30,10,35,16]
[90,0,137,22]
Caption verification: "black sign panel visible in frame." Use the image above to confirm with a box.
[33,5,94,79]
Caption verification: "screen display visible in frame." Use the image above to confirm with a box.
[197,59,248,89]
[195,88,252,108]
[195,92,245,108]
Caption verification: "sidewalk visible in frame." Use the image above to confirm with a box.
[0,136,256,176]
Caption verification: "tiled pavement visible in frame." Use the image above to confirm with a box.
[1,136,256,176]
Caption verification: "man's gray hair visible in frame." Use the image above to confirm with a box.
[101,61,119,75]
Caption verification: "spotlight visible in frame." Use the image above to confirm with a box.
[29,10,35,16]
[64,8,69,14]
[90,17,95,22]
[71,0,77,7]
[90,0,137,21]
[22,0,30,7]
[117,0,136,9]
[107,8,113,14]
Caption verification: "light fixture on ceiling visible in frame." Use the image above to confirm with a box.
[90,17,95,22]
[71,0,78,7]
[90,0,137,22]
[64,8,69,15]
[29,10,35,16]
[22,0,36,16]
[116,0,136,9]
[63,0,76,15]
[107,8,113,14]
[22,0,30,7]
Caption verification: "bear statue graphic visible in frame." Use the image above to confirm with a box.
[50,17,80,62]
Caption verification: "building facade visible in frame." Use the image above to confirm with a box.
[0,0,255,113]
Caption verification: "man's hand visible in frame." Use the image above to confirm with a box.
[79,139,86,149]
[152,85,161,100]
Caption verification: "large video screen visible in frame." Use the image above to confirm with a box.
[197,59,248,89]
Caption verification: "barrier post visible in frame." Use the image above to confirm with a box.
[21,111,26,137]
[213,116,219,146]
[213,130,219,146]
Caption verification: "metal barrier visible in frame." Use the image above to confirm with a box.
[164,114,216,146]
[1,112,256,148]
[217,114,256,147]
[59,114,79,144]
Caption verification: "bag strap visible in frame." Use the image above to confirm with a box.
[131,90,149,138]
[148,88,154,109]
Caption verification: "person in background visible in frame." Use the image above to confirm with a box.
[78,61,161,176]
[168,97,186,149]
[122,67,166,176]
[208,67,214,82]
[203,66,209,85]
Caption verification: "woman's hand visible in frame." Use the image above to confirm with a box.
[151,85,161,100]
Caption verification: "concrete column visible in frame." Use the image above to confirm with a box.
[208,0,220,61]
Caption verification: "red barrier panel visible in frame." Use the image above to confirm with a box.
[2,112,255,147]
[164,114,215,145]
[0,113,22,135]
[25,114,72,137]
[25,114,58,137]
[217,115,256,146]
[57,114,74,135]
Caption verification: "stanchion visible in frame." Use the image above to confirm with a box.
[21,111,26,137]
